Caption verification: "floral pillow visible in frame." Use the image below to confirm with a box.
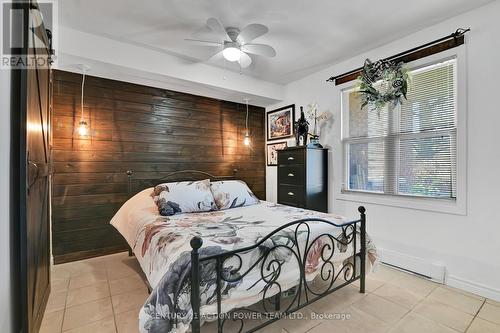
[210,180,260,210]
[152,179,217,216]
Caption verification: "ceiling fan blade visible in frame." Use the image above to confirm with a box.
[241,44,276,57]
[185,38,223,47]
[236,24,268,44]
[207,50,224,61]
[238,52,252,68]
[206,17,231,41]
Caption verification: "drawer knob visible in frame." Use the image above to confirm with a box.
[288,173,295,177]
[287,192,295,196]
[287,157,295,161]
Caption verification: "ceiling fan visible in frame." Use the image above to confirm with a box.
[186,18,276,68]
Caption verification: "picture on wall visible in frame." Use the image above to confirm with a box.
[267,105,295,141]
[267,142,288,166]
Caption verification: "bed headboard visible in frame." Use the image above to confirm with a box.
[125,169,239,196]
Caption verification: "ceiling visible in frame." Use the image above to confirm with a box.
[59,0,493,84]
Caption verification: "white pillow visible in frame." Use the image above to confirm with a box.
[210,180,260,210]
[153,179,217,216]
[110,188,158,248]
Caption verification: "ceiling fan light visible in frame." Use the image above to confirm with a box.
[222,47,242,62]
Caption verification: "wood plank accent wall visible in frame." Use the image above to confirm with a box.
[51,70,266,264]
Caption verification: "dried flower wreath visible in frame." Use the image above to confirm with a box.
[357,59,409,110]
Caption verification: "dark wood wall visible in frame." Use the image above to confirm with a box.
[51,70,266,264]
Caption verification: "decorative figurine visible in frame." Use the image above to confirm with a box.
[294,107,309,146]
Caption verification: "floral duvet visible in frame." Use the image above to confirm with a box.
[110,188,378,333]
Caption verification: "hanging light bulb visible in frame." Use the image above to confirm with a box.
[78,65,89,137]
[243,132,250,146]
[243,98,251,146]
[78,120,88,136]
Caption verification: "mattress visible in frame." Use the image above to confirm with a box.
[111,188,378,333]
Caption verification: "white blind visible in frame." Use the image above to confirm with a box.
[343,58,457,199]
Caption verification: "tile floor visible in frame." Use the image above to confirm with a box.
[40,252,500,333]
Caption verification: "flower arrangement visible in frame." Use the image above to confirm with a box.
[305,103,331,146]
[357,59,410,111]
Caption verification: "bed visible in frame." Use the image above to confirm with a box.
[110,170,378,333]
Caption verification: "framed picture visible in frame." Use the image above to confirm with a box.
[267,142,288,166]
[267,105,295,141]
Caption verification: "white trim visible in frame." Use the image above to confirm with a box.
[447,275,500,302]
[337,191,463,215]
[336,46,467,215]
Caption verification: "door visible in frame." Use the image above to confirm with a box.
[20,2,52,331]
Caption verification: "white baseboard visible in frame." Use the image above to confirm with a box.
[378,247,446,283]
[447,275,500,302]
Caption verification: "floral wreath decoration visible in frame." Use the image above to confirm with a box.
[356,59,410,110]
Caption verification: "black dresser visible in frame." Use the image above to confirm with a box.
[277,146,328,212]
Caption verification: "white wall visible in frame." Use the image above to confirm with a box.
[266,0,500,300]
[0,69,12,332]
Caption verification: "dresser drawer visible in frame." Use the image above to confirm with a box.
[278,164,305,185]
[278,149,304,165]
[278,185,305,207]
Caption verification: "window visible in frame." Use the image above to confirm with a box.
[341,58,458,200]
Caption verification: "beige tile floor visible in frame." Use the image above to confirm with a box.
[40,252,500,333]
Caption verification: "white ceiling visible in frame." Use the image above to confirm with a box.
[59,0,493,84]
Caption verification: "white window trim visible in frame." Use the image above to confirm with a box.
[336,46,467,215]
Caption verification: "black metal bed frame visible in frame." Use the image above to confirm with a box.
[126,170,366,333]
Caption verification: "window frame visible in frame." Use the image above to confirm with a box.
[336,47,467,215]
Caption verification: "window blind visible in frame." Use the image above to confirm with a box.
[343,58,457,199]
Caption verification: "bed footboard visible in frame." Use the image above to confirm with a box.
[188,206,367,333]
[190,237,203,332]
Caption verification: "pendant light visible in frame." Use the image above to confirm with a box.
[243,98,251,146]
[78,65,89,137]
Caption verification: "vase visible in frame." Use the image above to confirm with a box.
[307,136,323,148]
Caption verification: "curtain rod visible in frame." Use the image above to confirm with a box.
[326,28,470,83]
